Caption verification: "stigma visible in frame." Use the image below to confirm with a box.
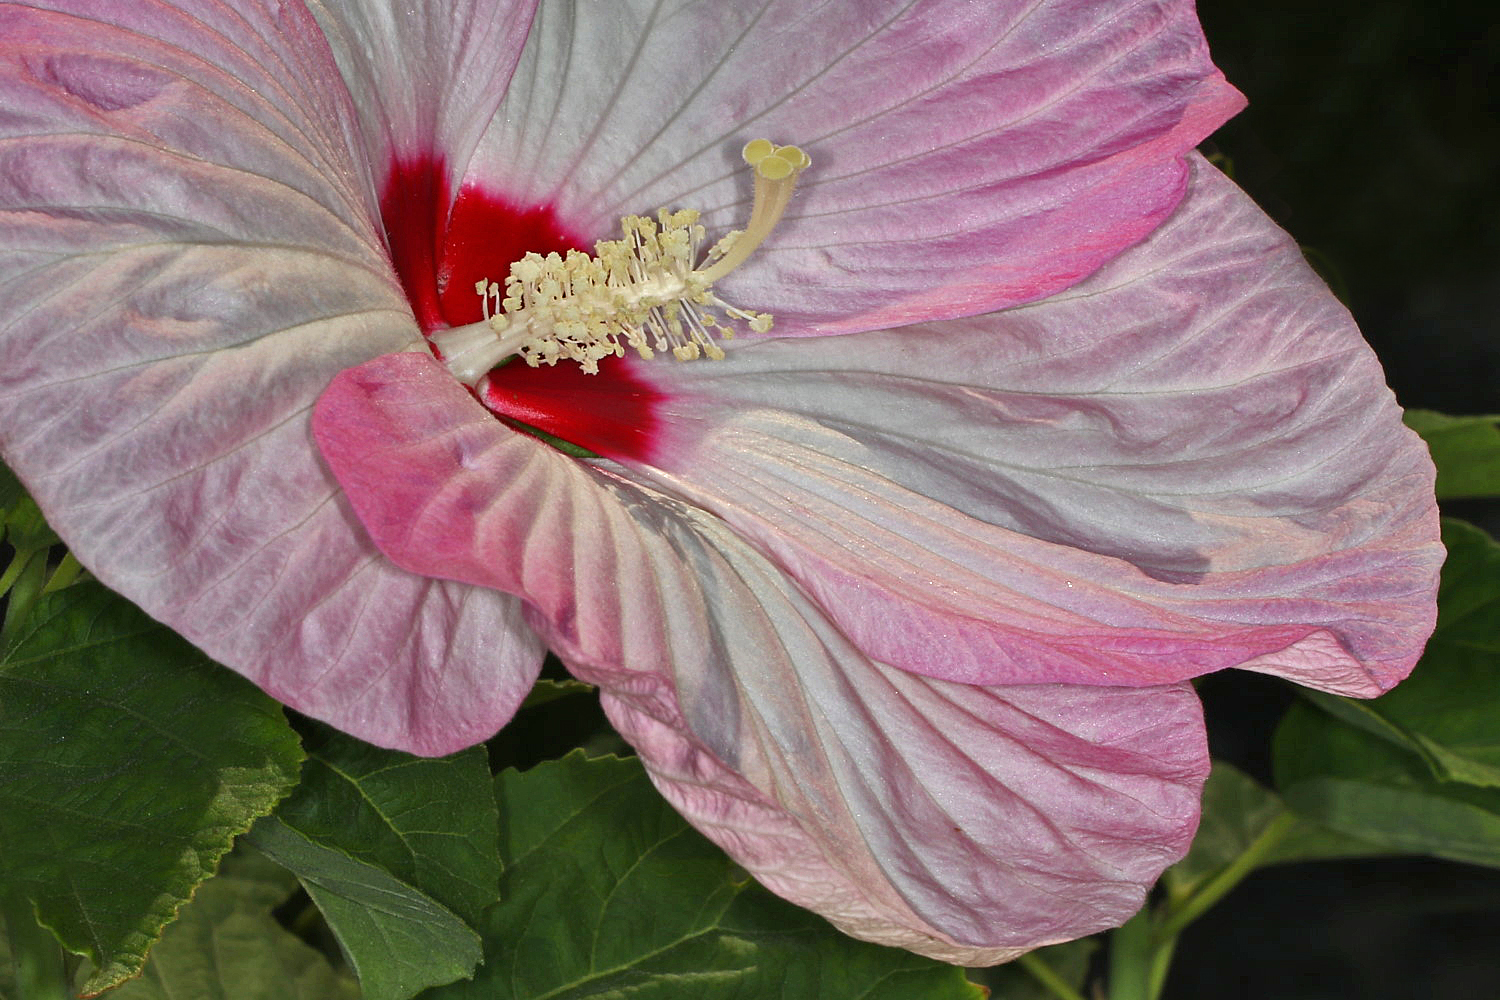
[430,139,810,383]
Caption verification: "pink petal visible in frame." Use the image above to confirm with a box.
[600,677,1204,963]
[463,0,1244,332]
[306,0,539,192]
[313,350,1208,959]
[0,1,543,754]
[625,155,1441,697]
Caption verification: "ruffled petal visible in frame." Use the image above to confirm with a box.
[463,0,1243,332]
[625,155,1441,696]
[313,350,1208,960]
[305,0,538,190]
[0,0,543,754]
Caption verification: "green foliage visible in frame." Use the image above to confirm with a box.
[0,908,10,998]
[1404,410,1500,499]
[0,583,303,993]
[1284,519,1500,786]
[1273,519,1500,868]
[1275,704,1500,868]
[270,722,501,926]
[0,465,57,554]
[248,724,499,1000]
[0,460,63,637]
[249,817,480,1000]
[103,850,360,1000]
[425,752,984,1000]
[1382,517,1500,785]
[0,458,20,515]
[969,940,1096,1000]
[1163,761,1385,904]
[1163,762,1288,899]
[518,676,596,710]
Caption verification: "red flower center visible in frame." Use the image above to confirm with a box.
[379,155,665,463]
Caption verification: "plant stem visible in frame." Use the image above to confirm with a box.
[1,891,70,1000]
[1106,906,1156,1000]
[1156,810,1298,943]
[1143,932,1177,1000]
[1016,950,1090,1000]
[1107,809,1300,1000]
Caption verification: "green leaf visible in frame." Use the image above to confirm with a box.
[1272,521,1500,866]
[1165,761,1386,893]
[0,459,60,632]
[1162,763,1290,900]
[250,722,499,1000]
[0,457,23,521]
[518,677,595,710]
[0,583,303,994]
[1291,520,1500,788]
[1380,519,1500,785]
[102,849,360,1000]
[426,752,983,1000]
[270,721,500,925]
[0,911,10,999]
[1,891,71,1000]
[1259,812,1393,868]
[1404,409,1500,499]
[0,494,57,556]
[1275,701,1500,868]
[248,816,480,1000]
[0,461,57,556]
[1282,776,1500,868]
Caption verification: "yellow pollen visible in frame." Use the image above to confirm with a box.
[431,139,810,383]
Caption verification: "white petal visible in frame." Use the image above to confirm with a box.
[628,156,1440,696]
[315,350,1208,959]
[0,1,544,753]
[305,0,539,186]
[463,0,1243,330]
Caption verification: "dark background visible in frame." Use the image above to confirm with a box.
[1164,2,1500,997]
[1201,0,1498,419]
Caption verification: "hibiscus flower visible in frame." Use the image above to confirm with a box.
[0,0,1440,964]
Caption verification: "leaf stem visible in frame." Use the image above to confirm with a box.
[1,891,70,1000]
[1016,950,1090,1000]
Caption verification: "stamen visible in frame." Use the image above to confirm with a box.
[433,138,810,384]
